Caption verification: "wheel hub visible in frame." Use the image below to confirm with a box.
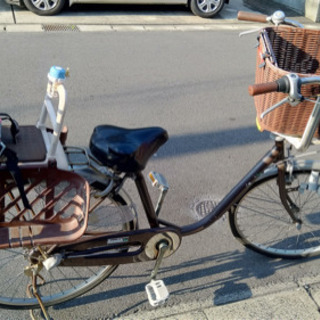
[31,0,58,11]
[197,0,219,13]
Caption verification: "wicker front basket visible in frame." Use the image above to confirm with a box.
[255,26,320,136]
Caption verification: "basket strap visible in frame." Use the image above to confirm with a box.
[0,113,19,144]
[3,148,31,210]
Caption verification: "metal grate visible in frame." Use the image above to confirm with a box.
[195,200,216,219]
[42,24,80,32]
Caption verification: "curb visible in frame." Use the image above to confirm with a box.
[1,22,319,33]
[116,285,320,320]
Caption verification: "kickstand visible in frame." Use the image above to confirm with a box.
[27,274,52,320]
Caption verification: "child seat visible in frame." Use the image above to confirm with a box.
[0,67,89,247]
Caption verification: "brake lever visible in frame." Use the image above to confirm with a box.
[239,28,262,37]
[260,97,290,119]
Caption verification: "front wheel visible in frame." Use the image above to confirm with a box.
[189,0,224,18]
[23,0,66,15]
[229,169,320,258]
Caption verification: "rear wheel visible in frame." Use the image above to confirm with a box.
[190,0,224,18]
[23,0,66,16]
[0,186,136,309]
[229,169,320,258]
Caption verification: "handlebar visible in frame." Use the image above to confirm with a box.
[238,10,304,28]
[248,81,279,96]
[238,11,268,23]
[249,74,320,98]
[249,76,291,97]
[250,74,320,152]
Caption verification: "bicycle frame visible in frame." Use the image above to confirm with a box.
[54,140,282,267]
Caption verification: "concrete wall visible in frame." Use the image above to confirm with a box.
[305,0,320,21]
[271,0,305,14]
[269,0,320,22]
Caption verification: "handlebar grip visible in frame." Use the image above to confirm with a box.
[248,81,279,96]
[237,11,268,23]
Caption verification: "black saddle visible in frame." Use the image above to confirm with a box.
[90,125,168,173]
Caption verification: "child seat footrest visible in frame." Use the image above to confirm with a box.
[0,168,89,248]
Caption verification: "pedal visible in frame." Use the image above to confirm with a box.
[148,171,169,191]
[145,279,169,307]
[148,172,169,216]
[43,254,62,271]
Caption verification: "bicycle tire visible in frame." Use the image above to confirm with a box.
[0,187,136,310]
[229,169,320,258]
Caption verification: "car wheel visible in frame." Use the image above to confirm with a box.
[190,0,224,18]
[23,0,66,16]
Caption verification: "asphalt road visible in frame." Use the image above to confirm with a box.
[1,28,320,320]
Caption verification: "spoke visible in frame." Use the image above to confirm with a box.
[233,172,320,256]
[242,213,294,246]
[207,0,218,9]
[7,273,27,302]
[238,204,290,224]
[32,0,57,10]
[0,190,133,308]
[1,271,26,296]
[197,0,220,12]
[198,0,208,12]
[33,0,44,6]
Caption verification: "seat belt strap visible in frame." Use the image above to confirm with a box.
[3,146,32,210]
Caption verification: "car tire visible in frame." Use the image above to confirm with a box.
[23,0,66,16]
[190,0,224,18]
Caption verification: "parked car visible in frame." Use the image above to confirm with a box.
[5,0,229,18]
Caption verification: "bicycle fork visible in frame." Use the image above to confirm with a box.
[275,138,302,225]
[276,138,320,227]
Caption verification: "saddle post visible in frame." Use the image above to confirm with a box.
[134,171,159,228]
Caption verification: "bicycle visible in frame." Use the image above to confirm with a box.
[0,10,320,320]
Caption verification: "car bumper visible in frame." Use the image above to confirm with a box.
[5,0,23,6]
